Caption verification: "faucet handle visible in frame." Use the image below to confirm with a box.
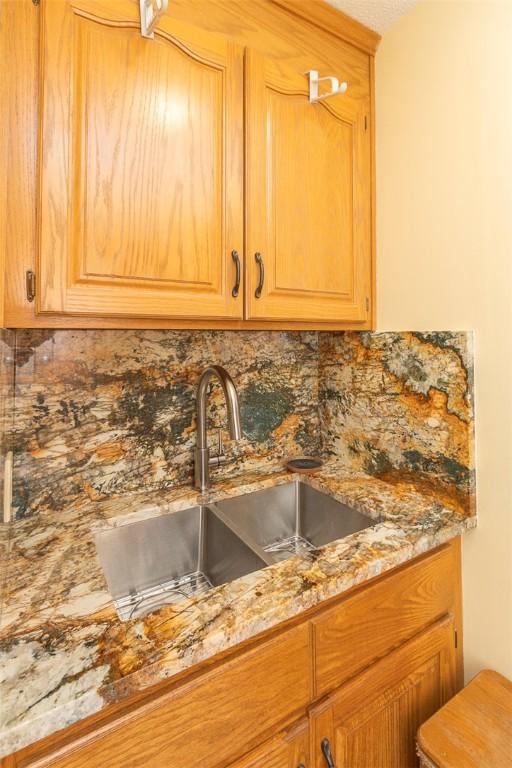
[208,428,227,468]
[214,428,224,457]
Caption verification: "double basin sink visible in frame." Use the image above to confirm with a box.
[95,481,375,621]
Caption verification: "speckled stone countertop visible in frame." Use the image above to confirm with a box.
[0,462,476,757]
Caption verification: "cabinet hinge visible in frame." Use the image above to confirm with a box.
[365,296,370,312]
[364,115,368,130]
[26,270,36,303]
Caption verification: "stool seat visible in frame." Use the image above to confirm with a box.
[417,669,512,767]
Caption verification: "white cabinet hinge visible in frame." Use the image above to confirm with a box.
[307,70,348,103]
[140,0,168,39]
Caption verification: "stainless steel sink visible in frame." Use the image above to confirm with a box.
[214,482,375,563]
[95,505,267,621]
[95,482,376,621]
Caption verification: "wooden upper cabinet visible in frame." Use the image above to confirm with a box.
[9,0,376,326]
[245,50,372,323]
[38,0,244,319]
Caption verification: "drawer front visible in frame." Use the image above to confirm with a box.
[312,543,457,698]
[33,625,311,768]
[228,718,310,768]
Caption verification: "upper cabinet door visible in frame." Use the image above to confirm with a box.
[38,0,244,318]
[245,51,372,323]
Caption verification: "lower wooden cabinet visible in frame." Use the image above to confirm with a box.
[3,540,462,768]
[310,616,457,768]
[311,541,458,698]
[17,625,310,768]
[228,720,309,768]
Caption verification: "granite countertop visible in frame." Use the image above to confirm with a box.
[0,461,476,758]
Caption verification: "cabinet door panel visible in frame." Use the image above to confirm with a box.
[312,543,457,698]
[268,91,354,296]
[246,52,371,323]
[311,616,457,768]
[39,0,243,318]
[229,719,309,768]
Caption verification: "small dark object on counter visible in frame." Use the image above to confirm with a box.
[285,457,323,474]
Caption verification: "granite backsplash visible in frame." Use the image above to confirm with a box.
[319,332,475,517]
[5,329,475,520]
[12,331,321,518]
[0,331,14,524]
[0,330,15,630]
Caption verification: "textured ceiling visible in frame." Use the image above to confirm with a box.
[325,0,418,33]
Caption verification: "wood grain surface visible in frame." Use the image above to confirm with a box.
[418,669,512,768]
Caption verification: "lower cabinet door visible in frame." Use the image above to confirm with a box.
[310,616,457,768]
[228,719,310,768]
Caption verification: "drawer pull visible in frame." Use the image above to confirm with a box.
[231,250,241,298]
[254,252,264,298]
[321,738,335,768]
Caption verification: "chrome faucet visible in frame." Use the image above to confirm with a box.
[194,365,242,491]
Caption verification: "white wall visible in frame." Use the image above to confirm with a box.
[376,0,512,680]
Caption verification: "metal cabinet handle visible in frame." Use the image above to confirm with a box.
[231,250,241,298]
[254,252,264,298]
[321,738,335,768]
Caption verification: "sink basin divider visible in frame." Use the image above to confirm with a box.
[207,503,275,567]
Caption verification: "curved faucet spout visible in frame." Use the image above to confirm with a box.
[195,365,242,491]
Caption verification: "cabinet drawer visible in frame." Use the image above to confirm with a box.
[312,543,457,698]
[228,718,310,768]
[30,625,311,768]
